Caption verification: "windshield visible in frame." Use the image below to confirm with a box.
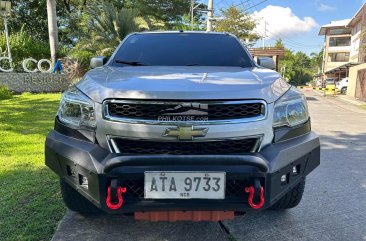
[111,33,253,68]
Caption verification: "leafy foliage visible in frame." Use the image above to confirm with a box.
[310,49,324,72]
[86,2,138,55]
[215,7,260,45]
[111,0,192,24]
[276,39,322,85]
[5,0,70,42]
[0,85,13,100]
[0,26,51,72]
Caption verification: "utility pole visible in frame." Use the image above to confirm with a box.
[282,64,286,78]
[206,0,213,31]
[262,21,268,49]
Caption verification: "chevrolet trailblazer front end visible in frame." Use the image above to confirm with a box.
[45,32,320,222]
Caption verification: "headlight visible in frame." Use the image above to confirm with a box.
[273,87,309,128]
[58,87,96,128]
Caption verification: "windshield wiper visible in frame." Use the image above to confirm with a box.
[115,60,146,66]
[185,64,201,66]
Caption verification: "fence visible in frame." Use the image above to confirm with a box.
[296,85,340,95]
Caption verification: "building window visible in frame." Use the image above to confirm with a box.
[329,37,351,47]
[328,52,350,62]
[329,28,352,35]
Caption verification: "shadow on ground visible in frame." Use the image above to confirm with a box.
[51,211,229,241]
[222,131,366,241]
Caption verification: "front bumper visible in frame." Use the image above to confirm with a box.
[45,129,320,213]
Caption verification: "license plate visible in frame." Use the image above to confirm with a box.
[144,172,225,199]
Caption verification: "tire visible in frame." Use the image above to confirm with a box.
[60,179,101,213]
[269,178,306,210]
[341,87,347,95]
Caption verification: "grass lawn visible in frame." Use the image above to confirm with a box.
[0,93,66,241]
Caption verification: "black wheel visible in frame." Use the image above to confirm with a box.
[60,179,101,213]
[341,87,347,95]
[269,178,306,210]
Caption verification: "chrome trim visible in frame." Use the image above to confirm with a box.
[110,139,121,154]
[103,99,267,125]
[107,134,264,154]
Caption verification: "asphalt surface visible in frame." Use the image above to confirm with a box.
[52,90,366,241]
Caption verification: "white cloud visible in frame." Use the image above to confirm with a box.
[252,5,318,40]
[318,3,336,12]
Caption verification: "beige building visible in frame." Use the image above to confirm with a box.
[347,4,366,101]
[319,19,352,74]
[318,3,366,101]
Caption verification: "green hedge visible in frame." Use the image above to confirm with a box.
[0,85,13,100]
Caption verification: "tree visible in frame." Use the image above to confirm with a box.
[275,38,324,85]
[6,1,68,41]
[131,0,191,24]
[310,48,323,72]
[82,1,139,56]
[274,38,284,48]
[215,6,260,45]
[47,0,59,65]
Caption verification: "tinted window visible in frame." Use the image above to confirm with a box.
[329,37,351,47]
[328,52,350,62]
[112,33,253,68]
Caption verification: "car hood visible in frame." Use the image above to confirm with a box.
[76,66,290,103]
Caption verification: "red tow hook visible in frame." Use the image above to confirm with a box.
[106,181,127,210]
[245,185,265,209]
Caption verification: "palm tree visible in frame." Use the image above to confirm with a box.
[47,0,58,65]
[86,1,139,55]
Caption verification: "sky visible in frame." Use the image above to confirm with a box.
[202,0,364,55]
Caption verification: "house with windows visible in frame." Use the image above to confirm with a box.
[318,19,354,78]
[318,3,366,101]
[346,4,366,101]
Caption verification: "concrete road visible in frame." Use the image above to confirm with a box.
[52,91,366,241]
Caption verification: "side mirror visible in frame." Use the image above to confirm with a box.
[257,57,276,70]
[90,56,106,69]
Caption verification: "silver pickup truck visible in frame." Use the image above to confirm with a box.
[45,31,320,222]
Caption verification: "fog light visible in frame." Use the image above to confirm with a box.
[66,165,76,178]
[78,174,88,188]
[293,165,300,175]
[281,174,287,183]
[281,174,290,185]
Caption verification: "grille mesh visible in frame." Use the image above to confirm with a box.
[107,101,264,120]
[113,138,258,155]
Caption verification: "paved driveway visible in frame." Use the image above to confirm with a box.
[52,91,366,241]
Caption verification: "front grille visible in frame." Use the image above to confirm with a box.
[112,138,259,155]
[122,179,248,199]
[124,180,145,198]
[106,100,264,121]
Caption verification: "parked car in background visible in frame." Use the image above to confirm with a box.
[336,78,348,94]
[323,78,337,88]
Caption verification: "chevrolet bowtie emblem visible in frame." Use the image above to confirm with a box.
[163,126,209,141]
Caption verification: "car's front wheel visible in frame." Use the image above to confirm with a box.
[60,179,101,214]
[269,178,306,210]
[341,87,347,95]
